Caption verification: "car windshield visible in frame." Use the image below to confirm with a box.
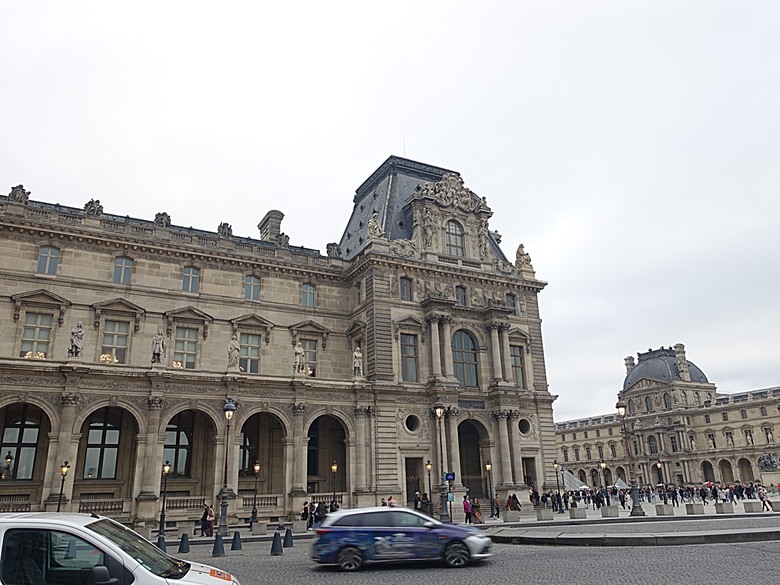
[86,519,190,579]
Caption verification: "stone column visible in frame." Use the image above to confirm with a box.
[446,407,462,486]
[428,316,442,378]
[291,403,306,495]
[500,324,514,384]
[283,437,294,501]
[508,411,522,485]
[488,324,503,383]
[494,410,515,488]
[138,396,164,498]
[435,413,448,483]
[354,407,368,492]
[440,316,454,378]
[47,392,79,508]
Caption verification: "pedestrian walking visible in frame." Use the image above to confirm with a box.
[463,495,473,524]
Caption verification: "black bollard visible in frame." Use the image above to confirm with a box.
[231,531,242,551]
[283,528,293,548]
[270,531,283,556]
[212,533,225,557]
[155,533,166,552]
[178,533,190,554]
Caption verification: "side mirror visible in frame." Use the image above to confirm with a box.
[87,566,118,585]
[423,521,437,529]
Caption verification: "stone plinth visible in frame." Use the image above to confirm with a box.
[685,503,705,515]
[502,510,520,522]
[251,521,267,535]
[743,501,763,513]
[536,508,554,521]
[655,504,675,516]
[292,520,308,533]
[715,502,734,514]
[569,508,587,519]
[601,505,619,518]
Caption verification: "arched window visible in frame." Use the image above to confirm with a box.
[452,330,478,387]
[0,403,41,480]
[164,411,193,477]
[445,221,465,257]
[694,392,701,406]
[663,393,672,409]
[645,396,654,413]
[628,399,635,416]
[647,435,658,454]
[83,407,123,479]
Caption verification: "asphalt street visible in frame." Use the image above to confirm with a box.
[177,538,780,585]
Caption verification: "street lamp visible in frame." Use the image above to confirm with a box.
[425,460,433,516]
[250,461,261,529]
[485,461,494,519]
[158,460,171,539]
[656,461,668,504]
[219,397,237,535]
[616,399,645,516]
[331,460,338,505]
[57,461,71,512]
[600,460,610,506]
[433,397,450,523]
[4,451,12,480]
[553,460,564,513]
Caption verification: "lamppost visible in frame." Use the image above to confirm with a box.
[433,397,450,523]
[656,461,668,504]
[425,460,433,516]
[600,460,610,506]
[219,397,237,535]
[485,461,494,519]
[331,460,338,505]
[158,460,171,538]
[553,460,564,513]
[616,399,645,516]
[57,461,71,512]
[250,461,261,529]
[4,451,12,480]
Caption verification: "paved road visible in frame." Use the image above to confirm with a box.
[177,538,780,585]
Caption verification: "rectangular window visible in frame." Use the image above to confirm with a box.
[722,412,729,422]
[301,284,315,307]
[182,267,200,293]
[400,277,412,301]
[761,407,768,417]
[509,345,525,389]
[584,431,589,439]
[400,333,418,382]
[596,429,601,437]
[37,246,59,275]
[244,275,260,300]
[670,435,678,452]
[597,445,604,459]
[740,409,748,420]
[113,257,133,284]
[609,444,617,458]
[704,414,711,424]
[563,449,569,462]
[561,434,566,442]
[572,433,577,440]
[608,427,613,436]
[584,446,591,459]
[455,286,467,306]
[301,339,317,377]
[574,448,580,461]
[173,327,198,369]
[20,312,53,358]
[505,294,516,315]
[239,333,261,374]
[101,320,129,364]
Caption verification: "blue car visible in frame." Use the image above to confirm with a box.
[311,507,492,571]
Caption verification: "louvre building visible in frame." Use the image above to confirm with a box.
[0,156,556,532]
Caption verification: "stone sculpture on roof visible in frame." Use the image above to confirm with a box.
[84,199,104,216]
[8,185,30,204]
[367,212,384,239]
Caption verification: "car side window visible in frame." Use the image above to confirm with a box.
[391,512,426,528]
[359,512,394,527]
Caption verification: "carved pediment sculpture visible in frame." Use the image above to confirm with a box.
[416,173,490,214]
[92,297,145,332]
[164,306,214,338]
[389,239,419,258]
[230,313,275,344]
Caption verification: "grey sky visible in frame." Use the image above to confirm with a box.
[2,1,778,421]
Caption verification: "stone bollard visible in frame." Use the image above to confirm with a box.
[655,504,675,516]
[178,533,190,554]
[536,508,554,521]
[212,533,225,557]
[743,501,763,513]
[601,505,619,518]
[569,508,587,519]
[685,503,704,515]
[231,531,242,551]
[715,502,734,515]
[292,520,308,533]
[270,531,283,556]
[283,528,294,548]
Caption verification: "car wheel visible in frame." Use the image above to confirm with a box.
[337,546,364,572]
[444,542,470,568]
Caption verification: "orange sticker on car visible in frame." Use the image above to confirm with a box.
[209,569,232,581]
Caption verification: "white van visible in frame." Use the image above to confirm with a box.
[0,513,240,585]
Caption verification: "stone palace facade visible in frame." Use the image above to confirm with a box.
[0,156,556,532]
[555,344,780,490]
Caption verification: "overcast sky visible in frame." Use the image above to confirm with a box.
[2,2,778,421]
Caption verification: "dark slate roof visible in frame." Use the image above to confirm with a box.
[337,156,454,260]
[623,347,708,390]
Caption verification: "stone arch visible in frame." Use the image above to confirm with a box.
[615,466,626,482]
[303,407,354,440]
[457,418,491,499]
[239,411,288,496]
[73,398,144,437]
[578,469,587,485]
[701,460,716,483]
[719,459,734,483]
[0,394,57,435]
[738,457,755,482]
[305,413,348,497]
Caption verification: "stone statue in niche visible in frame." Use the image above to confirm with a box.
[367,212,384,239]
[422,207,435,248]
[352,346,364,378]
[151,329,166,364]
[293,341,307,374]
[68,322,84,358]
[477,221,489,260]
[227,334,240,370]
